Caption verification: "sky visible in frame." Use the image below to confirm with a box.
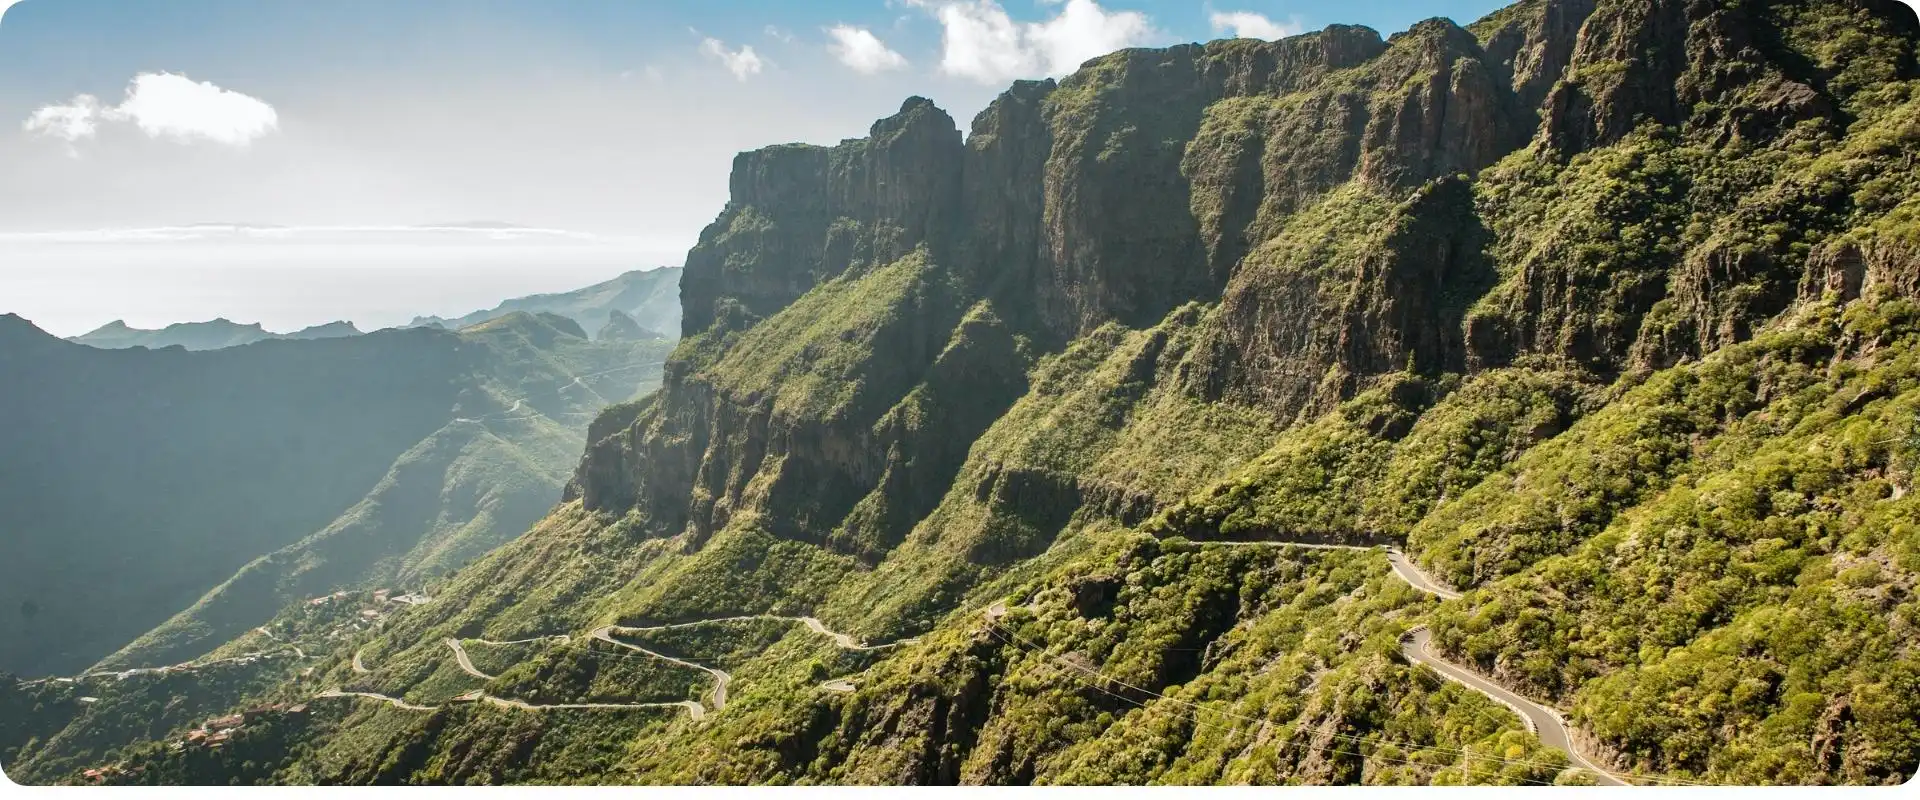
[6,0,1902,336]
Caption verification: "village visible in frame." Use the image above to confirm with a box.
[70,587,434,784]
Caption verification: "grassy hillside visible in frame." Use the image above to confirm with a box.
[9,0,1920,787]
[0,311,670,678]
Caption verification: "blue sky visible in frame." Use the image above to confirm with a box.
[0,0,1516,235]
[6,0,1911,335]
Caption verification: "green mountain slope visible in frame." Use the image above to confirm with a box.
[0,311,670,680]
[408,266,682,339]
[9,0,1920,787]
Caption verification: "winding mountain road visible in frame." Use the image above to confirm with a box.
[607,614,916,650]
[1193,540,1464,600]
[71,645,305,683]
[1385,548,1462,600]
[1187,538,1632,784]
[592,626,733,711]
[318,688,704,719]
[445,638,493,680]
[797,616,920,650]
[318,689,441,712]
[474,692,704,718]
[1402,627,1625,785]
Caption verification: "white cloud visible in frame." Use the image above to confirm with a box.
[21,72,278,148]
[113,73,279,145]
[699,37,765,81]
[1209,10,1303,41]
[24,94,107,141]
[764,25,794,42]
[911,0,1157,84]
[827,25,908,74]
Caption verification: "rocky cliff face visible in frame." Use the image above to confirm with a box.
[679,99,964,337]
[578,0,1920,552]
[545,0,1920,782]
[55,0,1920,789]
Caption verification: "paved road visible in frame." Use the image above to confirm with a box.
[351,648,371,674]
[1146,539,1632,784]
[318,689,441,712]
[1402,627,1625,786]
[818,679,856,693]
[319,688,704,719]
[797,616,919,650]
[1384,548,1462,600]
[476,693,703,718]
[610,614,917,650]
[470,634,571,646]
[444,639,493,680]
[592,626,733,711]
[73,645,303,683]
[1194,540,1464,600]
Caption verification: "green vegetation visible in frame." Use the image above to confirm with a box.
[12,0,1920,787]
[0,307,671,678]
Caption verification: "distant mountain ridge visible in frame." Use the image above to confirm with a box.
[0,311,671,678]
[408,266,681,339]
[71,318,363,351]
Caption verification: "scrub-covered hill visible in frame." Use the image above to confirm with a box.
[9,0,1920,787]
[0,311,671,679]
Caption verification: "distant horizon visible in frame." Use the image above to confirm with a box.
[38,261,686,338]
[1,239,686,337]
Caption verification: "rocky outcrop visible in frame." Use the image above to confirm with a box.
[680,98,964,337]
[1540,0,1691,154]
[1357,20,1529,189]
[1800,236,1920,306]
[1184,178,1493,421]
[578,0,1920,614]
[1478,0,1601,113]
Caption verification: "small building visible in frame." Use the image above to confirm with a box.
[206,713,245,730]
[373,589,391,603]
[359,608,381,619]
[77,696,99,704]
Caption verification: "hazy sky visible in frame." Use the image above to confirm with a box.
[2,0,1767,335]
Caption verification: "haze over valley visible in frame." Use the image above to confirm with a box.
[4,0,1920,789]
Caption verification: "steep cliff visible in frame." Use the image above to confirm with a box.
[30,0,1920,787]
